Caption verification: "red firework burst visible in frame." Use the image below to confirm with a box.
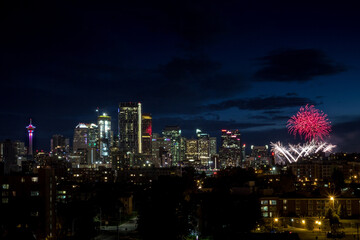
[287,105,331,141]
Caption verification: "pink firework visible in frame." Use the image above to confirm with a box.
[287,105,331,141]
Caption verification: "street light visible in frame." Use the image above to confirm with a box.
[330,196,335,208]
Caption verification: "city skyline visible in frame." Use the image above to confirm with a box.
[1,1,360,152]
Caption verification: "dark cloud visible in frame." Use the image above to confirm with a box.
[263,110,283,115]
[153,116,275,138]
[241,127,291,147]
[148,0,226,50]
[252,115,289,121]
[1,55,249,117]
[254,49,346,82]
[204,96,317,111]
[331,117,360,153]
[204,113,220,121]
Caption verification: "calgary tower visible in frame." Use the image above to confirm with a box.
[26,119,36,155]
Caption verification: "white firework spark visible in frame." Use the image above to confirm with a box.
[271,140,336,164]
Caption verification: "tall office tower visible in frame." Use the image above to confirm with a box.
[196,129,209,166]
[12,140,26,156]
[209,137,217,155]
[198,138,210,166]
[196,129,217,168]
[25,119,36,156]
[219,129,242,167]
[118,102,142,154]
[87,123,98,148]
[13,140,26,167]
[73,123,88,153]
[250,145,270,168]
[180,137,186,163]
[185,139,198,163]
[98,113,111,159]
[50,134,66,152]
[162,126,182,166]
[151,133,172,167]
[86,123,99,164]
[142,113,152,155]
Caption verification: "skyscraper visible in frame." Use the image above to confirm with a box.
[118,102,142,154]
[98,113,111,159]
[162,126,182,166]
[142,113,152,155]
[185,139,198,164]
[51,134,66,152]
[73,123,88,153]
[194,129,217,168]
[25,119,36,156]
[151,133,172,167]
[219,129,242,167]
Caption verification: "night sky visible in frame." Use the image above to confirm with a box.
[1,1,360,152]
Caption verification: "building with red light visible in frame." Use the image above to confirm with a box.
[25,119,36,156]
[142,113,152,156]
[219,129,242,167]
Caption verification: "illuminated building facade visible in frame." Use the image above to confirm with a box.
[142,113,152,155]
[249,145,270,168]
[162,126,182,166]
[98,113,111,160]
[198,138,210,165]
[219,129,242,167]
[87,123,98,149]
[50,134,70,154]
[151,133,172,167]
[26,119,36,156]
[118,102,142,154]
[86,123,99,164]
[73,123,88,153]
[185,129,217,168]
[185,139,198,164]
[210,137,217,155]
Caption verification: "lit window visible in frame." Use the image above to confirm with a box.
[30,211,39,217]
[31,177,38,183]
[2,198,9,204]
[261,200,268,205]
[270,200,277,205]
[31,191,40,196]
[2,184,9,190]
[261,206,268,212]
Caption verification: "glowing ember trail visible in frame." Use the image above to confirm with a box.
[287,105,331,141]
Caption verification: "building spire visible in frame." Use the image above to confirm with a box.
[26,118,36,156]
